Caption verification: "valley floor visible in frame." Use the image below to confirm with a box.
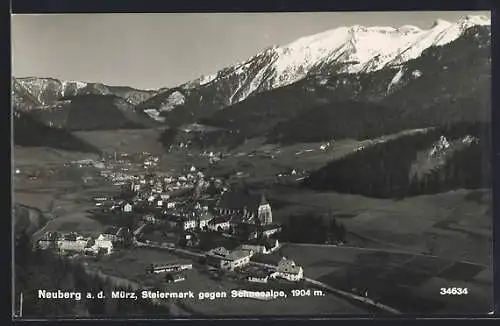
[12,144,493,316]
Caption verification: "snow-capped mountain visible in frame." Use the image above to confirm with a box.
[139,15,490,119]
[159,22,490,150]
[12,77,159,110]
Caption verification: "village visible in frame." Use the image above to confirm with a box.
[35,151,304,294]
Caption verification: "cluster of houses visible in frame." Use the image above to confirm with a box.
[57,152,297,283]
[96,159,282,243]
[130,166,208,197]
[68,159,105,169]
[138,190,282,241]
[205,245,303,283]
[36,226,132,256]
[96,152,162,186]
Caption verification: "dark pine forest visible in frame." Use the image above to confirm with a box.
[304,122,491,199]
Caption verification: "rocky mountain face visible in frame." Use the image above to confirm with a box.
[12,77,158,110]
[140,15,490,126]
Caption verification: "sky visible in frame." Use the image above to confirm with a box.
[12,11,490,90]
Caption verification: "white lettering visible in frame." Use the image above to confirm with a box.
[38,289,82,301]
[231,289,286,299]
[141,291,195,299]
[198,291,228,300]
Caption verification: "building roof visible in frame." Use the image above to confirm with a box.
[262,224,281,231]
[199,212,214,221]
[85,239,96,248]
[209,216,231,225]
[247,270,270,278]
[229,213,256,225]
[103,226,119,235]
[64,233,78,241]
[166,273,185,281]
[96,239,114,248]
[244,238,278,250]
[217,192,268,212]
[208,247,230,257]
[225,249,253,261]
[277,258,302,274]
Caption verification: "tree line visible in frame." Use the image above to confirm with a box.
[277,213,347,245]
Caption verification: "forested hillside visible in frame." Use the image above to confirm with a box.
[304,122,490,198]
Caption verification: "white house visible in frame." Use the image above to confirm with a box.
[208,217,231,231]
[144,214,162,224]
[123,202,133,213]
[168,216,196,230]
[57,239,88,253]
[198,213,213,229]
[220,249,254,271]
[206,247,253,271]
[94,239,114,255]
[271,257,303,282]
[183,218,197,231]
[130,182,141,192]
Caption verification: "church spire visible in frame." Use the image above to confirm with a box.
[260,193,268,205]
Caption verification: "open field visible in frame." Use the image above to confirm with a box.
[210,138,365,182]
[73,128,166,155]
[276,243,492,314]
[13,147,121,236]
[268,186,492,266]
[85,247,367,315]
[14,146,99,167]
[217,130,434,184]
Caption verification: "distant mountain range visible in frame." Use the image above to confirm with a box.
[138,15,490,125]
[12,77,158,109]
[12,78,161,130]
[13,15,490,127]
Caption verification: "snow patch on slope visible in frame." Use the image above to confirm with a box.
[387,68,405,93]
[199,74,217,86]
[144,109,166,122]
[159,91,186,112]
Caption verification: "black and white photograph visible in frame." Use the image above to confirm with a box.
[12,11,492,318]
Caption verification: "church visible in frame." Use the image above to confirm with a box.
[215,191,273,225]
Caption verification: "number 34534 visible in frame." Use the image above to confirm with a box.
[440,287,469,295]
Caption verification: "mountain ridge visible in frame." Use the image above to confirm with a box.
[12,76,160,110]
[138,15,490,122]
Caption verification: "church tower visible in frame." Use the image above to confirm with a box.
[257,194,272,225]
